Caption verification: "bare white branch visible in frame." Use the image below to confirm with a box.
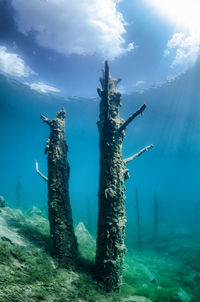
[35,160,48,182]
[124,144,153,164]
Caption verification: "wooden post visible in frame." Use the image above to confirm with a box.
[39,108,78,268]
[87,199,92,232]
[15,178,21,208]
[153,191,158,241]
[95,61,153,291]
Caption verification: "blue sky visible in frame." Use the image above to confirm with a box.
[0,0,200,97]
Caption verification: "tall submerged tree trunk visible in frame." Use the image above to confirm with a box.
[41,108,77,268]
[95,61,153,292]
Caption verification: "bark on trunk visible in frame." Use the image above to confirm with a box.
[95,61,152,291]
[95,61,127,292]
[41,108,77,268]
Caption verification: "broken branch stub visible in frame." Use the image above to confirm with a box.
[117,103,146,133]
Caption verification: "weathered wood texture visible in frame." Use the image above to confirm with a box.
[41,108,77,268]
[95,61,152,291]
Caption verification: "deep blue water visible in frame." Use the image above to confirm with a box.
[1,61,200,247]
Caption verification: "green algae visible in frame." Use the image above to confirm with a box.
[0,207,199,302]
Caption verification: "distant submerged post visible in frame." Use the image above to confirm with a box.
[95,61,153,292]
[15,178,21,208]
[153,191,158,241]
[38,108,78,268]
[136,188,142,251]
[87,199,92,232]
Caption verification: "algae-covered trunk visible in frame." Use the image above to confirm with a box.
[95,61,153,291]
[41,108,77,268]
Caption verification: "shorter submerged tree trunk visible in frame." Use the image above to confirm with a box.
[40,108,77,268]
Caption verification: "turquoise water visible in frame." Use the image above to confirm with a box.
[0,60,200,248]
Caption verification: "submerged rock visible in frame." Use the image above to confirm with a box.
[155,234,191,255]
[168,239,190,255]
[1,207,25,222]
[75,222,96,260]
[1,236,13,245]
[0,195,5,207]
[174,288,193,302]
[125,296,152,302]
[139,263,158,284]
[25,206,43,216]
[0,214,27,246]
[75,222,95,248]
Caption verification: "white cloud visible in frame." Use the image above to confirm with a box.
[145,0,200,29]
[11,0,134,59]
[166,32,200,66]
[25,81,61,94]
[0,46,35,77]
[145,0,200,66]
[136,80,145,86]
